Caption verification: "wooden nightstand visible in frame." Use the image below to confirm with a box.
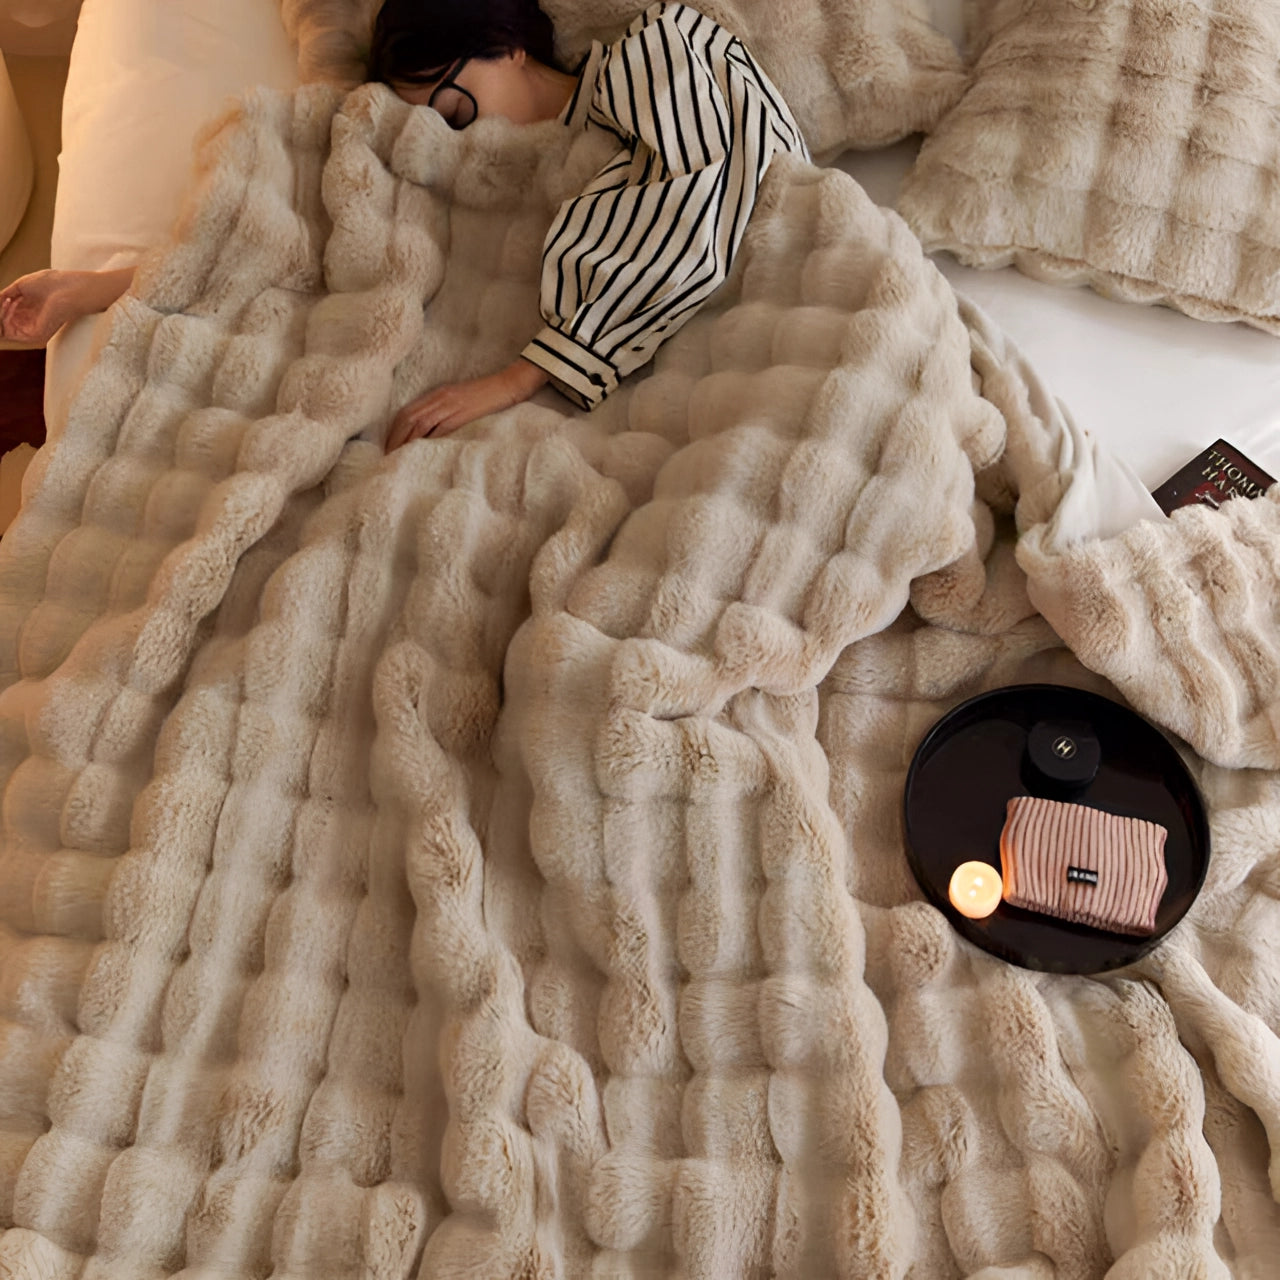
[0,347,43,533]
[0,348,44,447]
[0,346,42,532]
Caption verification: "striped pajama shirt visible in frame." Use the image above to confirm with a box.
[521,1,809,411]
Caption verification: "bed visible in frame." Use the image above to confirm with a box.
[3,0,1279,1276]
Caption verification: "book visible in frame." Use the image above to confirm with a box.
[1150,439,1276,516]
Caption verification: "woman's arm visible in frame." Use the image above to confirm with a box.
[0,266,136,346]
[519,7,806,412]
[75,267,137,314]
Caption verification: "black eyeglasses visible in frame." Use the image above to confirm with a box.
[428,59,478,131]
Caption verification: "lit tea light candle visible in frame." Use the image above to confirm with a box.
[948,861,1003,920]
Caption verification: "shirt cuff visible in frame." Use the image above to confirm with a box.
[522,328,619,411]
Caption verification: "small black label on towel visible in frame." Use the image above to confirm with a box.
[1067,866,1099,887]
[1151,439,1275,516]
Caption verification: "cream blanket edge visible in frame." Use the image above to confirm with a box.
[0,81,1278,1280]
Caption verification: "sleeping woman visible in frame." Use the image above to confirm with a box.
[0,0,807,450]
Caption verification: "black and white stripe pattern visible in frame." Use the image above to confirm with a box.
[522,2,809,410]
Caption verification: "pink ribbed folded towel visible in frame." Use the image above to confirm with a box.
[1000,796,1169,936]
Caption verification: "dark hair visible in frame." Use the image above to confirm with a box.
[368,0,559,86]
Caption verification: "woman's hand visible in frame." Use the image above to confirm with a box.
[386,359,550,451]
[0,270,82,346]
[0,266,136,346]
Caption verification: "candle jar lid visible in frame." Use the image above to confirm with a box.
[1025,718,1101,788]
[902,683,1209,975]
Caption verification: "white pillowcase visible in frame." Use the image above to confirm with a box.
[51,0,299,271]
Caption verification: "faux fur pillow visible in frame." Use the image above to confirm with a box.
[898,0,1280,333]
[277,0,967,159]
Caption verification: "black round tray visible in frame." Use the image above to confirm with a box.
[903,684,1210,974]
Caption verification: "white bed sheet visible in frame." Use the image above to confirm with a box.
[835,144,1280,489]
[45,0,1280,496]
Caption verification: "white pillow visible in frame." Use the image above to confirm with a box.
[898,0,1280,334]
[51,0,300,271]
[0,49,34,257]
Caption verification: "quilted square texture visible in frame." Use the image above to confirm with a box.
[897,0,1280,332]
[278,0,966,159]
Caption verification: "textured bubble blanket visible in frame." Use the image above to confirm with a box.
[1,83,1280,1279]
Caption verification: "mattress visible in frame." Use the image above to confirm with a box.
[45,0,1280,493]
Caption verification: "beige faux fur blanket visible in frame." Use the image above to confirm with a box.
[1,81,1279,1279]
